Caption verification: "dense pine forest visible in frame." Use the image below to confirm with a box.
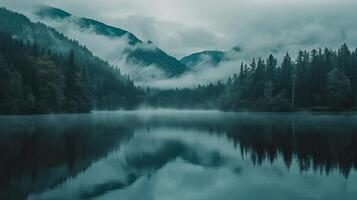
[148,44,357,111]
[0,8,144,114]
[0,32,143,114]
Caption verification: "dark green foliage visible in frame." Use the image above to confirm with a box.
[34,6,188,76]
[63,50,92,113]
[126,47,188,76]
[0,60,23,114]
[0,8,144,114]
[36,5,72,19]
[0,30,143,114]
[326,68,353,110]
[221,44,357,111]
[32,56,66,113]
[150,44,357,112]
[279,53,293,100]
[146,82,225,109]
[0,32,84,113]
[180,51,225,68]
[35,6,140,44]
[295,50,311,106]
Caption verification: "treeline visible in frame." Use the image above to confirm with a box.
[222,44,357,111]
[149,44,357,111]
[146,82,225,109]
[1,8,357,113]
[0,32,143,114]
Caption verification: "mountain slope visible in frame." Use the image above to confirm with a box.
[34,5,188,77]
[180,47,242,69]
[0,7,143,113]
[36,6,140,45]
[180,50,225,69]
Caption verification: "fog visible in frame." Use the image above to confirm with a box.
[5,0,355,58]
[2,0,357,88]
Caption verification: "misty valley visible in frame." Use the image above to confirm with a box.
[1,1,357,200]
[1,7,357,114]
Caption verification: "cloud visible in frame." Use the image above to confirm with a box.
[2,0,357,89]
[64,0,357,59]
[4,0,357,58]
[141,60,240,89]
[25,12,171,82]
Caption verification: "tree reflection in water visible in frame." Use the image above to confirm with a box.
[1,111,357,200]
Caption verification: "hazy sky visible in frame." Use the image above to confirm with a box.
[2,0,357,58]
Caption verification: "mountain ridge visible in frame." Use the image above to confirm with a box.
[0,7,143,113]
[180,46,242,69]
[34,5,188,77]
[180,50,225,68]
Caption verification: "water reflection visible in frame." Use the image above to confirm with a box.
[0,111,357,200]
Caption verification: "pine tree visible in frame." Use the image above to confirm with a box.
[33,56,65,113]
[239,62,245,84]
[279,53,293,99]
[327,68,353,110]
[337,44,356,104]
[250,58,256,72]
[64,50,92,112]
[295,50,310,106]
[266,54,277,82]
[0,60,23,114]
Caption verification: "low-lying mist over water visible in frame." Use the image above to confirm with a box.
[1,111,357,200]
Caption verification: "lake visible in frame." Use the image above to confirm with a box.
[1,110,357,200]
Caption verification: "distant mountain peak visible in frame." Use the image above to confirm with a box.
[33,5,189,78]
[35,5,140,45]
[232,45,242,52]
[35,5,71,19]
[180,50,225,68]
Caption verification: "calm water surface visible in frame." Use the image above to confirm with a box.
[1,110,357,200]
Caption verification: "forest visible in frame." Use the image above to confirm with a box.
[1,8,357,114]
[0,32,143,114]
[1,29,357,113]
[1,28,357,114]
[148,44,357,111]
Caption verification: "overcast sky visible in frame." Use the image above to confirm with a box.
[2,0,357,58]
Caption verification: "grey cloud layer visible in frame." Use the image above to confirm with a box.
[2,0,357,88]
[4,0,357,58]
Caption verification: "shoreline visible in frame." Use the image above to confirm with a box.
[1,109,357,117]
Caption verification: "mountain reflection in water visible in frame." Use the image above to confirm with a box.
[0,110,357,200]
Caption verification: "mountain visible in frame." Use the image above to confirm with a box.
[180,50,225,69]
[35,6,140,45]
[180,46,242,69]
[0,7,143,114]
[34,5,188,77]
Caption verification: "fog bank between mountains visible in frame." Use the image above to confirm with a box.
[2,0,357,88]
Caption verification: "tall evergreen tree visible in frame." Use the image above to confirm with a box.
[0,60,23,114]
[327,68,352,110]
[295,50,310,106]
[64,50,92,112]
[338,44,356,97]
[33,56,66,113]
[279,53,293,100]
[266,54,277,83]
